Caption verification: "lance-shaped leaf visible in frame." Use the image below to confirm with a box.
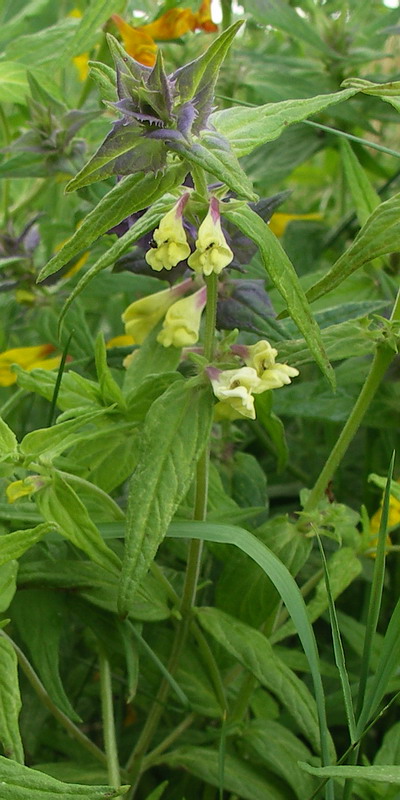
[0,523,55,567]
[118,381,214,616]
[66,122,168,190]
[20,407,113,462]
[211,88,358,158]
[12,590,80,722]
[0,756,128,798]
[36,474,121,576]
[0,418,18,462]
[197,607,323,754]
[222,204,334,387]
[58,195,177,329]
[0,636,23,763]
[173,21,244,130]
[58,0,126,62]
[170,133,257,200]
[38,163,187,281]
[306,192,400,304]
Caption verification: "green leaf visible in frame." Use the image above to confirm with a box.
[170,133,257,200]
[57,195,178,328]
[0,563,18,614]
[4,18,78,66]
[174,21,244,105]
[0,524,55,567]
[11,590,80,722]
[36,474,121,575]
[126,372,182,421]
[0,635,24,763]
[15,368,102,411]
[358,594,400,733]
[88,61,118,104]
[38,164,187,281]
[254,392,288,473]
[160,746,292,800]
[299,763,400,784]
[94,333,126,410]
[0,62,29,103]
[143,783,168,800]
[244,0,335,56]
[306,193,400,303]
[118,382,214,616]
[58,0,125,61]
[211,89,357,158]
[168,520,331,768]
[19,408,113,462]
[0,418,18,461]
[222,204,335,387]
[340,139,380,226]
[123,327,181,393]
[242,719,315,800]
[272,547,362,643]
[0,755,128,798]
[197,607,323,753]
[375,721,400,765]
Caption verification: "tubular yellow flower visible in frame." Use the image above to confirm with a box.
[142,8,197,40]
[269,212,322,238]
[122,278,193,344]
[208,366,261,420]
[188,198,233,277]
[111,14,158,66]
[243,339,299,392]
[73,53,90,81]
[6,476,47,504]
[157,287,207,348]
[145,194,191,272]
[106,334,135,348]
[194,0,218,32]
[0,344,56,387]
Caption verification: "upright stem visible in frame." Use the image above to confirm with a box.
[304,290,400,512]
[125,269,218,795]
[99,648,122,794]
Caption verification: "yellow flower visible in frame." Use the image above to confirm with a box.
[69,10,90,81]
[0,344,58,387]
[72,53,90,81]
[269,212,322,238]
[106,334,135,348]
[208,366,261,420]
[157,287,206,348]
[145,194,191,272]
[244,340,299,392]
[188,198,233,277]
[111,2,217,66]
[370,492,400,534]
[122,278,193,344]
[111,14,158,66]
[6,476,47,504]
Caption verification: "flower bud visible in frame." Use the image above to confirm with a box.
[157,287,207,348]
[122,278,192,344]
[145,194,191,272]
[188,197,233,276]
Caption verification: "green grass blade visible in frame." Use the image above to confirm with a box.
[168,520,333,796]
[316,536,356,744]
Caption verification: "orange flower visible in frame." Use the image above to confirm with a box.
[111,15,158,66]
[112,1,217,66]
[194,0,218,33]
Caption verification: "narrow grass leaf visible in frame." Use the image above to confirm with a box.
[168,521,332,772]
[126,622,189,708]
[300,763,400,784]
[317,536,356,743]
[356,452,395,730]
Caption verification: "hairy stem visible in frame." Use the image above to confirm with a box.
[99,647,122,793]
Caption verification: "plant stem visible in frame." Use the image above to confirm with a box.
[0,630,108,768]
[99,647,122,794]
[143,713,196,767]
[125,273,217,795]
[221,0,232,30]
[304,338,399,515]
[0,104,11,226]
